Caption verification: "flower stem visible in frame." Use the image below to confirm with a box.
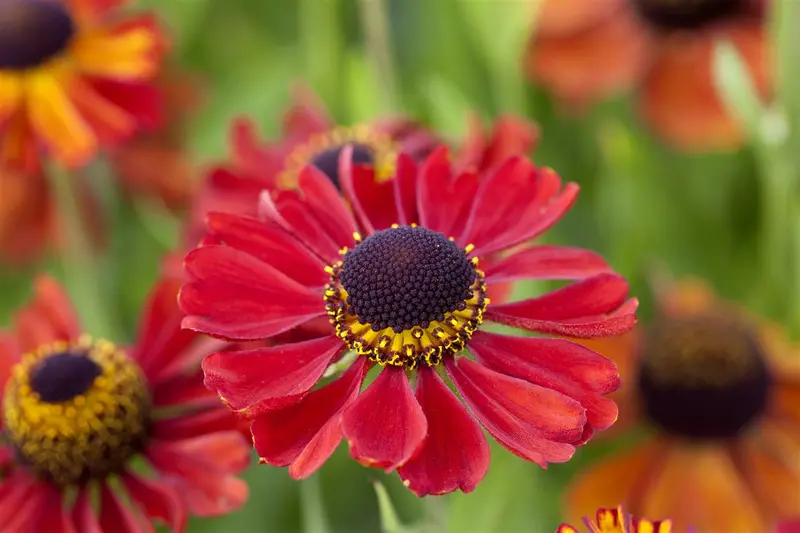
[301,474,331,533]
[358,0,399,113]
[48,164,118,340]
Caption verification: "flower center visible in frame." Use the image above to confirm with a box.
[324,225,488,369]
[2,336,151,486]
[279,125,397,189]
[0,0,76,70]
[633,0,743,31]
[636,314,771,439]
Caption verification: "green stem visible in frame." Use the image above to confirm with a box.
[358,0,399,113]
[300,474,331,533]
[48,165,118,340]
[299,0,342,112]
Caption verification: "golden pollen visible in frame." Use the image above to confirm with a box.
[637,313,771,439]
[2,336,150,486]
[278,125,398,189]
[324,225,488,370]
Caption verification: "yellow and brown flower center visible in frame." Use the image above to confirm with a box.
[2,336,150,486]
[637,313,771,439]
[279,125,398,189]
[324,225,488,369]
[0,0,75,70]
[633,0,744,31]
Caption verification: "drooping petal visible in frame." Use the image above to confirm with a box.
[283,84,334,139]
[228,118,285,181]
[0,472,41,532]
[180,245,325,340]
[206,212,329,288]
[146,432,250,516]
[485,274,638,338]
[565,439,665,525]
[252,358,368,479]
[72,488,102,533]
[470,331,619,430]
[122,471,186,533]
[99,483,141,533]
[638,23,769,151]
[460,163,579,255]
[15,275,82,352]
[153,409,243,441]
[338,145,399,233]
[446,357,586,467]
[341,366,427,471]
[152,368,220,410]
[416,147,480,237]
[201,336,344,416]
[392,153,420,226]
[484,245,612,284]
[640,446,765,532]
[730,437,800,519]
[455,114,540,174]
[397,367,489,496]
[25,482,75,533]
[526,6,651,106]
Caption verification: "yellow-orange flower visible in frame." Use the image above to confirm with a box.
[558,506,674,533]
[0,0,165,170]
[565,279,800,533]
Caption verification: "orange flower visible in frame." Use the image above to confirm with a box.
[558,505,674,533]
[526,0,770,151]
[0,0,165,170]
[565,278,800,532]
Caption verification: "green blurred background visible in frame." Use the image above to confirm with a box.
[2,0,799,531]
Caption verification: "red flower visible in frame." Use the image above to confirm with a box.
[0,0,165,171]
[179,145,637,496]
[0,275,249,532]
[185,84,538,246]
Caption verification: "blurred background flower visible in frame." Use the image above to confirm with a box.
[0,0,798,531]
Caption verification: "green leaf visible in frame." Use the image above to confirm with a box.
[373,481,408,533]
[711,40,766,142]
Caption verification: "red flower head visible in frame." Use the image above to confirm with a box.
[0,275,250,532]
[179,144,637,496]
[185,84,538,246]
[557,506,677,533]
[0,0,165,171]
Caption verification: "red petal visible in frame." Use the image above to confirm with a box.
[485,274,638,338]
[130,276,197,382]
[446,357,585,467]
[297,165,360,247]
[469,331,619,430]
[778,520,800,533]
[15,275,81,352]
[484,245,612,284]
[338,145,398,233]
[392,153,420,225]
[341,367,427,471]
[258,190,347,263]
[397,367,489,496]
[252,358,368,479]
[146,432,250,516]
[99,484,142,533]
[283,84,334,139]
[25,483,75,533]
[72,488,102,533]
[459,162,578,255]
[416,147,480,237]
[455,114,540,175]
[153,409,243,441]
[152,368,222,410]
[229,118,285,182]
[180,245,325,340]
[202,335,343,416]
[0,472,41,532]
[206,212,329,287]
[122,471,186,533]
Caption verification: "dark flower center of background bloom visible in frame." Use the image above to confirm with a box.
[2,339,151,486]
[633,0,743,31]
[637,314,771,440]
[0,0,76,70]
[310,143,374,189]
[29,351,102,402]
[340,226,477,333]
